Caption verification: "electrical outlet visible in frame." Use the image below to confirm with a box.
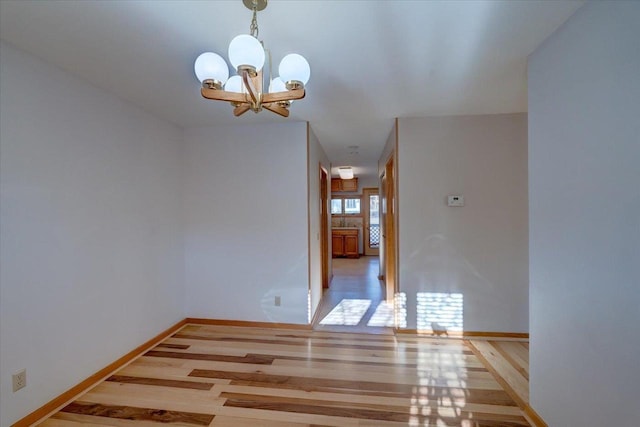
[274,296,281,306]
[12,369,26,392]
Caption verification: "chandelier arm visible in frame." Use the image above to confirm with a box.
[233,104,252,116]
[201,88,247,103]
[262,88,305,103]
[263,103,290,117]
[241,70,260,107]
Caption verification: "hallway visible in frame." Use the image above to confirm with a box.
[313,256,394,334]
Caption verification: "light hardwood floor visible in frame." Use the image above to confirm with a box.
[314,257,392,334]
[467,339,530,411]
[40,324,532,427]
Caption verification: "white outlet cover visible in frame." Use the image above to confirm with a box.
[12,369,26,392]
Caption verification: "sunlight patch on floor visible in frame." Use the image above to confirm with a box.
[366,300,395,327]
[319,299,371,326]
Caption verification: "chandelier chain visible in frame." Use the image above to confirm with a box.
[250,1,259,38]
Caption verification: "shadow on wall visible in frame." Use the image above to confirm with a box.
[395,292,464,334]
[270,233,499,330]
[400,233,509,330]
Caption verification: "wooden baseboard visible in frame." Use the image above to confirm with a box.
[11,319,187,427]
[186,317,312,330]
[395,328,529,339]
[524,404,549,427]
[309,304,324,328]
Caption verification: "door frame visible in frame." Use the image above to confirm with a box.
[382,155,397,303]
[320,165,331,289]
[362,187,380,257]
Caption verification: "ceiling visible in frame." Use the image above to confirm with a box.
[0,0,583,180]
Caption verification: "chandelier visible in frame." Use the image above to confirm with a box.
[193,0,310,117]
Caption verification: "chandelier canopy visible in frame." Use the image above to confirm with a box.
[194,0,310,117]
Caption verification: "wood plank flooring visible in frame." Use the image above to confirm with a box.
[466,340,530,410]
[40,324,532,427]
[314,257,392,334]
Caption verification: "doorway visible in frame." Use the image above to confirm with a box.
[312,184,392,333]
[320,166,330,289]
[312,256,393,334]
[362,188,380,257]
[382,155,397,302]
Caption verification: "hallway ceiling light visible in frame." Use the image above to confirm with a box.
[193,0,310,118]
[338,167,354,180]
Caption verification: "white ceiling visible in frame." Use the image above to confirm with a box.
[0,0,583,180]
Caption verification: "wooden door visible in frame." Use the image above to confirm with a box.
[320,166,330,288]
[332,234,344,257]
[344,234,359,258]
[383,156,396,302]
[341,178,358,192]
[362,187,380,256]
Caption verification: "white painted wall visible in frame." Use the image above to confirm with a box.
[308,126,331,320]
[528,2,640,425]
[356,176,380,190]
[0,42,185,426]
[397,114,528,332]
[183,122,310,324]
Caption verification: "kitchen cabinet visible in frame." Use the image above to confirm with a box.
[332,229,359,258]
[331,178,358,192]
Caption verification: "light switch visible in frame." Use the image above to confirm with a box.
[447,195,464,207]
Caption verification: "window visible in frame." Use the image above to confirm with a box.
[344,198,361,214]
[331,197,361,215]
[331,199,343,214]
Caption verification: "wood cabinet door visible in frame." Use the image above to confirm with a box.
[341,178,358,192]
[332,234,344,257]
[344,234,359,257]
[331,178,358,192]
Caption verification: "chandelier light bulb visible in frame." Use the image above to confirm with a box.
[278,53,310,86]
[194,52,230,85]
[224,75,245,93]
[228,34,265,72]
[269,77,287,93]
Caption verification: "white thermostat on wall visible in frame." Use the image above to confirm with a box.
[447,195,464,207]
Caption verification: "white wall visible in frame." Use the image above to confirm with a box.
[397,114,528,332]
[308,125,331,320]
[357,176,380,190]
[0,42,185,426]
[183,122,310,324]
[528,2,640,425]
